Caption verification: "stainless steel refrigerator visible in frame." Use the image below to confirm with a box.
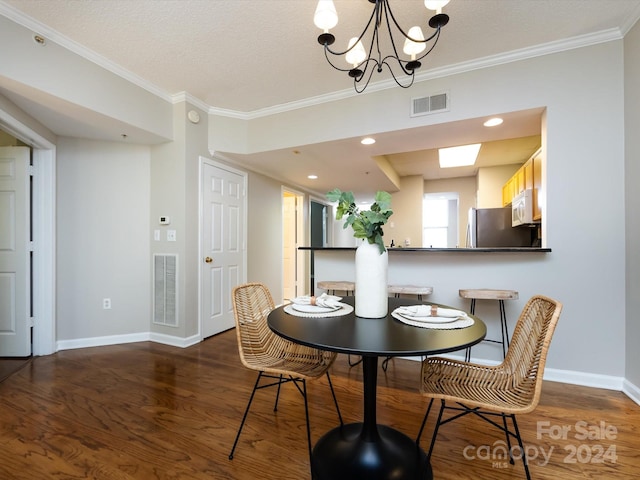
[466,207,532,248]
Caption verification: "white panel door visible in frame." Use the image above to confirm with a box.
[201,161,245,338]
[0,146,31,356]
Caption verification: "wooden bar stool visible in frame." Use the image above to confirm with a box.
[317,281,359,366]
[383,285,434,371]
[459,288,518,361]
[388,285,433,301]
[317,280,355,296]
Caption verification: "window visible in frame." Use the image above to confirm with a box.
[423,193,459,248]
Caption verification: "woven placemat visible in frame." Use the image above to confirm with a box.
[391,309,474,329]
[284,302,353,318]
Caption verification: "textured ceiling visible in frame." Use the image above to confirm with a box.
[3,0,640,113]
[1,0,639,198]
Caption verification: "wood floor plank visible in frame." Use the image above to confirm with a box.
[0,329,638,479]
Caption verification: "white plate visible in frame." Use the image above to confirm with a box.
[292,304,341,314]
[394,310,463,324]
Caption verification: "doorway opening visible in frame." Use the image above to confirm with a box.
[423,192,459,248]
[0,114,56,357]
[282,188,305,302]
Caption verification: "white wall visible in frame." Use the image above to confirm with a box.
[211,41,628,380]
[624,21,640,389]
[1,12,636,390]
[56,138,151,341]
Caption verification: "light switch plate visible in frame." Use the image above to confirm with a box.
[167,230,177,241]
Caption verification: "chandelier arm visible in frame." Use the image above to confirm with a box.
[381,54,414,77]
[382,60,416,89]
[353,63,378,93]
[375,55,417,86]
[379,1,405,69]
[322,46,359,73]
[413,28,442,62]
[322,6,377,58]
[355,57,381,83]
[385,1,442,45]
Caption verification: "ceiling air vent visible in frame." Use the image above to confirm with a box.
[411,92,449,117]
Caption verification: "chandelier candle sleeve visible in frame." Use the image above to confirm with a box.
[314,0,450,93]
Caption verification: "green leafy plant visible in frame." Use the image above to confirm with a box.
[326,188,393,254]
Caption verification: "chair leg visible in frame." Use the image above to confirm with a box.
[464,299,476,361]
[274,373,284,411]
[302,379,313,462]
[427,400,446,459]
[499,299,510,359]
[229,371,263,460]
[510,414,532,480]
[348,354,362,367]
[381,356,392,371]
[415,398,435,444]
[502,413,514,464]
[325,372,343,426]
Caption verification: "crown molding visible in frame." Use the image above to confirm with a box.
[0,1,173,103]
[228,27,625,121]
[1,1,632,122]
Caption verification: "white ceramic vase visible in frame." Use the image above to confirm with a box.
[355,240,388,318]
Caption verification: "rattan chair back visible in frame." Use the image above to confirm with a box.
[499,294,563,413]
[420,294,563,414]
[231,282,336,379]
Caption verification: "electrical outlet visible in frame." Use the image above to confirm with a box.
[103,298,111,309]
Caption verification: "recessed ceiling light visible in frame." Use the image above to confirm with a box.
[361,137,376,145]
[484,117,503,127]
[439,143,481,168]
[308,174,318,180]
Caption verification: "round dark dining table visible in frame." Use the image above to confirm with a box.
[267,296,487,480]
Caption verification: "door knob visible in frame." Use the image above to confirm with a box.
[204,257,213,263]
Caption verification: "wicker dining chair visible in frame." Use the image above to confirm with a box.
[416,294,563,480]
[228,282,343,462]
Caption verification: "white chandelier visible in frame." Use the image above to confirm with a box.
[314,0,451,93]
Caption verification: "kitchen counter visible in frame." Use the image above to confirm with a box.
[302,245,552,365]
[300,246,551,253]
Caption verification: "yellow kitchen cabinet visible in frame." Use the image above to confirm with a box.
[532,149,542,221]
[502,177,514,206]
[501,147,542,219]
[524,159,534,190]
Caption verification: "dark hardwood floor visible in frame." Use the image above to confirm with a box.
[0,329,638,479]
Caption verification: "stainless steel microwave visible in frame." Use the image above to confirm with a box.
[512,189,534,226]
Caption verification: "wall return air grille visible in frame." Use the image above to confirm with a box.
[153,254,178,327]
[411,92,449,117]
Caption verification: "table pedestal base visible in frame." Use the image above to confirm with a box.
[311,423,432,480]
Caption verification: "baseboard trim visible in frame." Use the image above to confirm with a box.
[398,354,632,397]
[543,367,624,391]
[56,332,201,351]
[57,332,152,351]
[622,379,640,406]
[149,332,201,348]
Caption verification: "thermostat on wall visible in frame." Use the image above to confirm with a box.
[159,216,171,225]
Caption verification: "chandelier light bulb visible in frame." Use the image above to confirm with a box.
[403,26,426,59]
[425,0,450,14]
[314,0,338,32]
[346,37,367,67]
